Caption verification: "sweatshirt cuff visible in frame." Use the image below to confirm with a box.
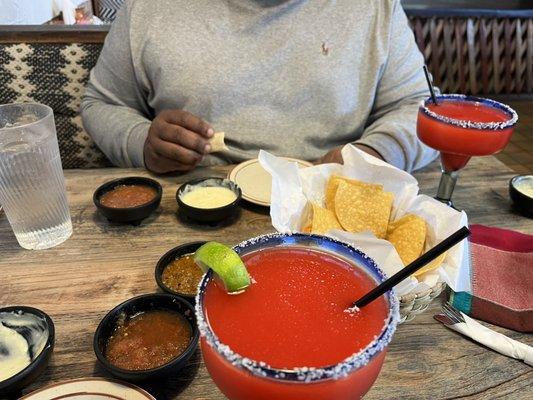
[126,121,151,168]
[355,133,407,171]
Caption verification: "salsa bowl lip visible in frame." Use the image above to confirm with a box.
[176,177,242,223]
[195,232,400,384]
[0,306,55,394]
[93,176,162,222]
[419,94,518,131]
[155,241,208,300]
[509,174,533,216]
[93,293,199,381]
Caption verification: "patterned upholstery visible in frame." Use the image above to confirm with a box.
[95,0,125,23]
[0,42,110,168]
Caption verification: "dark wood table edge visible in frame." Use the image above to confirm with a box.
[0,25,110,44]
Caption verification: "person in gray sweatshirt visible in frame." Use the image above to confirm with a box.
[81,0,438,174]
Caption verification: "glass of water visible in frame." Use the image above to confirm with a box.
[0,103,72,250]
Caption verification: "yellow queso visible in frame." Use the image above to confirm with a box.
[181,186,237,209]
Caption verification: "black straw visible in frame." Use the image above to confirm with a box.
[352,226,470,309]
[423,66,439,105]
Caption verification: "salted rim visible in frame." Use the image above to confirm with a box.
[420,94,518,130]
[194,233,400,383]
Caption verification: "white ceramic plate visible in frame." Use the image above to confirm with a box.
[228,158,312,207]
[20,378,155,400]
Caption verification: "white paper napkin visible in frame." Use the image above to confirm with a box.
[445,311,533,366]
[259,145,470,296]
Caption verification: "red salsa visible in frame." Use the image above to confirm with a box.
[100,185,157,208]
[105,310,191,370]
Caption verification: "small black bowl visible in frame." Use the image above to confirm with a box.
[176,177,241,224]
[0,307,55,396]
[509,175,533,217]
[94,177,162,225]
[155,241,207,302]
[93,293,199,381]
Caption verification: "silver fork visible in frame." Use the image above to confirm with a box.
[433,302,463,326]
[442,302,464,324]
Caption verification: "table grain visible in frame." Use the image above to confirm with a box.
[1,156,531,400]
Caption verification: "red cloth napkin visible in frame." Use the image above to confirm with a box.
[449,224,533,332]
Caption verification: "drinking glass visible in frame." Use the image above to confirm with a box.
[197,233,399,400]
[0,103,72,249]
[417,94,517,208]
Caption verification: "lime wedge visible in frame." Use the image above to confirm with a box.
[194,242,251,293]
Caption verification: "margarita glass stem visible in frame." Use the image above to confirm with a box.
[435,167,459,207]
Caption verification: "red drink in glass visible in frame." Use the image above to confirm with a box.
[196,234,399,400]
[417,95,517,207]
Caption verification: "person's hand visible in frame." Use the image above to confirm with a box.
[316,144,384,165]
[144,109,214,173]
[316,146,343,165]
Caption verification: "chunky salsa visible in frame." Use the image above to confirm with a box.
[162,254,204,296]
[105,310,191,370]
[100,185,157,208]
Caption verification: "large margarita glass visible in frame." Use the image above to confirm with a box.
[195,233,399,400]
[417,94,517,207]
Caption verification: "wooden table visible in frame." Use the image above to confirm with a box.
[1,156,531,399]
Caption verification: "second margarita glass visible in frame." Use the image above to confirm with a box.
[417,94,517,207]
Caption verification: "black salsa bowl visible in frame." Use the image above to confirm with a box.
[93,177,162,225]
[0,306,55,396]
[93,293,199,381]
[509,175,533,217]
[155,241,207,303]
[176,177,241,224]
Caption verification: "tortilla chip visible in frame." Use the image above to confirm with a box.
[325,177,341,212]
[325,176,383,212]
[310,202,341,234]
[413,252,446,277]
[334,180,393,238]
[301,209,312,233]
[387,214,427,266]
[208,132,228,153]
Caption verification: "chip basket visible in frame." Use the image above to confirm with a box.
[398,281,446,323]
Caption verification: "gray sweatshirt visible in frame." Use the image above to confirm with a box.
[81,0,438,172]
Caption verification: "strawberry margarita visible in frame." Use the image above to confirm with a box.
[196,233,399,400]
[417,94,517,206]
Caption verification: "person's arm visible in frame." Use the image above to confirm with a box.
[316,143,383,165]
[81,1,151,168]
[354,0,438,172]
[81,1,212,172]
